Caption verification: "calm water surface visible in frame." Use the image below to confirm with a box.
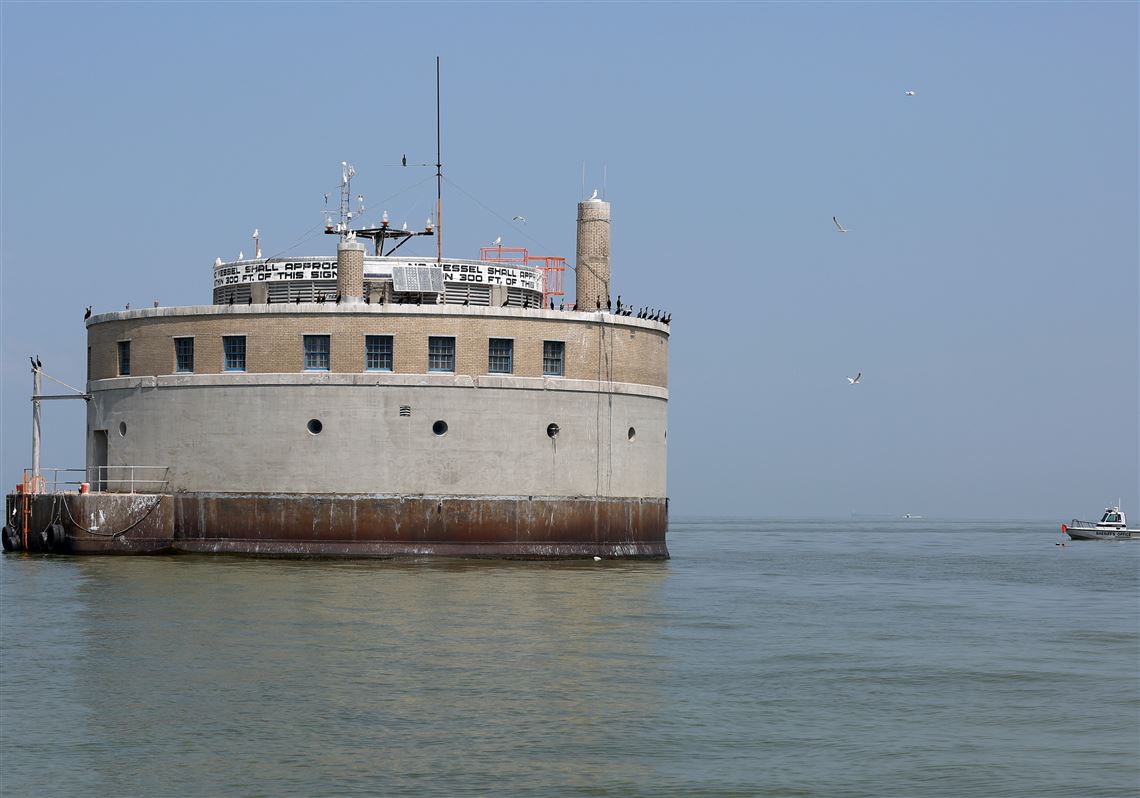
[2,520,1137,797]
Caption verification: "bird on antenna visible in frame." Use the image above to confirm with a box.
[402,154,407,167]
[84,306,92,321]
[492,236,502,246]
[589,189,599,200]
[833,217,848,233]
[29,356,37,370]
[847,373,862,385]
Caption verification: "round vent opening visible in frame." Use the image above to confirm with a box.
[307,419,323,435]
[432,420,448,436]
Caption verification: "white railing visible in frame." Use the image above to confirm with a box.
[91,465,170,494]
[18,466,171,495]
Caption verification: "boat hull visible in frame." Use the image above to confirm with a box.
[3,492,669,558]
[1062,524,1140,541]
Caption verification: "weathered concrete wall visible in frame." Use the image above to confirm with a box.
[87,377,667,496]
[87,305,668,388]
[4,492,668,559]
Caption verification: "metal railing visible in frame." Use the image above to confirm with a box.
[16,466,170,495]
[91,465,170,494]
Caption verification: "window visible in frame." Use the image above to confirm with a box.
[365,335,393,371]
[488,338,513,374]
[304,335,331,371]
[428,336,455,372]
[223,336,246,371]
[543,340,564,376]
[117,341,131,376]
[174,337,194,373]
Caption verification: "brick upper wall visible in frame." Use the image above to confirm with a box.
[87,306,669,388]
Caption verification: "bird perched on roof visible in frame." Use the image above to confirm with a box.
[125,303,130,310]
[335,293,342,305]
[833,217,848,233]
[153,300,160,308]
[84,306,92,320]
[246,295,252,305]
[847,373,862,385]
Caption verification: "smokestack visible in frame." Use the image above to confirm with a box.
[336,239,366,303]
[575,193,610,311]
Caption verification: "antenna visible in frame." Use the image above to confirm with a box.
[253,228,261,259]
[339,161,356,237]
[435,56,443,264]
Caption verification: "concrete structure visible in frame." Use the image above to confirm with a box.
[4,193,670,559]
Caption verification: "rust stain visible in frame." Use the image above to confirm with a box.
[4,492,668,559]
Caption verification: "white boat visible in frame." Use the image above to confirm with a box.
[1062,504,1140,541]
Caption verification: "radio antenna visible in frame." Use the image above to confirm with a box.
[435,56,443,264]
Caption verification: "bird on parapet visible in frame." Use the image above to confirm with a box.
[84,306,92,320]
[335,294,342,305]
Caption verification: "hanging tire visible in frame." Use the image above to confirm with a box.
[1,524,19,552]
[39,522,67,553]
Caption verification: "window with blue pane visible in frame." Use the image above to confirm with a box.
[117,341,131,376]
[365,335,393,371]
[488,338,513,374]
[543,340,564,376]
[428,336,455,372]
[174,337,194,373]
[223,336,246,371]
[304,335,331,371]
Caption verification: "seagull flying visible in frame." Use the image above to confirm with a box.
[847,372,862,385]
[833,216,848,233]
[904,90,916,96]
[513,216,527,223]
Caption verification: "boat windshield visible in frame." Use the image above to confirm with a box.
[1101,511,1121,523]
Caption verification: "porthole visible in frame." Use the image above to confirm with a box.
[307,419,323,435]
[547,423,560,439]
[432,420,448,436]
[118,421,127,437]
[627,427,636,441]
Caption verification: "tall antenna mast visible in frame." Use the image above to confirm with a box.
[339,161,356,239]
[435,56,442,264]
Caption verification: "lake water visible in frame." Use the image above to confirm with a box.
[2,520,1137,797]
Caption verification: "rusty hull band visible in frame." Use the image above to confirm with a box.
[4,493,669,559]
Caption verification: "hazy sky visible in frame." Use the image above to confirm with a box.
[2,2,1136,520]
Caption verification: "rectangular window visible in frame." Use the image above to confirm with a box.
[365,335,393,371]
[117,341,131,376]
[428,336,455,372]
[543,340,564,376]
[223,336,246,371]
[488,338,513,374]
[174,337,194,373]
[304,335,331,371]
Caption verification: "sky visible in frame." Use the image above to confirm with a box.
[1,2,1136,520]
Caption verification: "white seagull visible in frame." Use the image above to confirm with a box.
[905,90,916,96]
[513,215,527,223]
[847,372,862,385]
[833,216,848,233]
[492,236,502,246]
